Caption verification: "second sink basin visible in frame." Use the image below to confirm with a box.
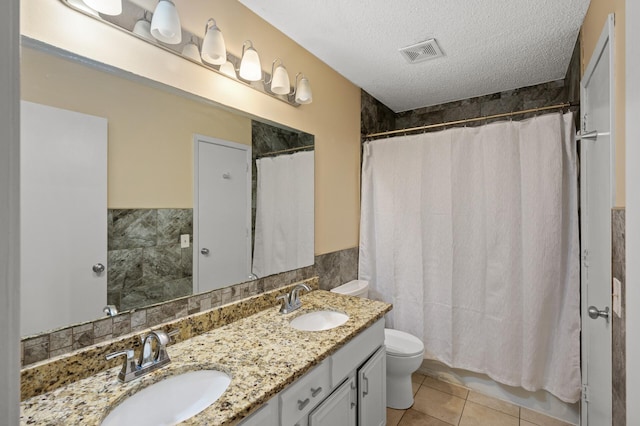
[101,369,231,426]
[289,310,349,331]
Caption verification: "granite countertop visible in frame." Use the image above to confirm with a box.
[20,290,391,425]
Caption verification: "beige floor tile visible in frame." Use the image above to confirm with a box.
[387,408,405,426]
[467,390,519,417]
[412,372,426,385]
[520,420,538,426]
[459,401,519,426]
[412,385,466,425]
[398,409,454,426]
[422,376,469,399]
[520,408,574,426]
[412,381,420,396]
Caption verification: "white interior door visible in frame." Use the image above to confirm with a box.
[20,101,107,336]
[194,135,251,293]
[580,14,614,426]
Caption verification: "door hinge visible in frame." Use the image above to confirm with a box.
[582,113,588,131]
[583,384,589,403]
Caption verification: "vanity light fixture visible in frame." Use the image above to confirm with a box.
[201,19,226,65]
[294,73,313,104]
[150,0,182,45]
[182,36,201,63]
[239,40,262,82]
[133,11,154,42]
[82,0,121,15]
[219,61,237,79]
[266,59,291,95]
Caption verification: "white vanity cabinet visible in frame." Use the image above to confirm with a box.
[238,318,385,426]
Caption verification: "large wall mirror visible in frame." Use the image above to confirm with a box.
[20,39,314,337]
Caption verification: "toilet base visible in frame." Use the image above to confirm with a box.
[386,374,415,409]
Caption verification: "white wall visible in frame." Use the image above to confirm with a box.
[626,0,639,423]
[0,0,21,423]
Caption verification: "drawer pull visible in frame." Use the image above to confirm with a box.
[298,398,310,410]
[311,386,323,397]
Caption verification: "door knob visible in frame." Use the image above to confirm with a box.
[92,263,105,273]
[200,248,210,255]
[588,305,609,320]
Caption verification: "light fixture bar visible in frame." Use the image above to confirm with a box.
[59,0,308,107]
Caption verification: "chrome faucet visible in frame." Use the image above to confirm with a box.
[105,329,178,383]
[277,283,311,314]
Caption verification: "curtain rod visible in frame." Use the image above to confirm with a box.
[364,102,576,139]
[257,144,314,158]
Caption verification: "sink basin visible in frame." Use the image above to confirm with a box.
[289,310,349,331]
[101,370,231,426]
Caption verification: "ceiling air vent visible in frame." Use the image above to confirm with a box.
[399,38,444,64]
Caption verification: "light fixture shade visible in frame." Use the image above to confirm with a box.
[239,43,262,81]
[295,75,313,104]
[150,0,182,45]
[70,0,100,16]
[219,61,237,79]
[201,19,226,65]
[82,0,121,15]
[271,65,290,95]
[133,19,154,42]
[182,42,201,63]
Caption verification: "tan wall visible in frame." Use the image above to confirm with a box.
[20,0,362,254]
[21,46,252,209]
[581,0,626,207]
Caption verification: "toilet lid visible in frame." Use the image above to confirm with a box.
[384,328,424,357]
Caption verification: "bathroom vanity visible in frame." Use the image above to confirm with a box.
[19,290,391,425]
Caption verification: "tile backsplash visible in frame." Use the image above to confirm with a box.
[21,246,359,367]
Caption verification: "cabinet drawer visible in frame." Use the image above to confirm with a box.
[280,360,331,425]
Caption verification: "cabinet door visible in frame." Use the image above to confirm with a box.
[358,347,386,426]
[309,377,357,426]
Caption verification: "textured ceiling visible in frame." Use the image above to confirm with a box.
[238,0,590,112]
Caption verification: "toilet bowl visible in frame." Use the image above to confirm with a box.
[331,280,425,409]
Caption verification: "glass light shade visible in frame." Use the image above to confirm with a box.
[70,0,100,16]
[219,61,237,79]
[270,65,291,95]
[201,20,226,65]
[295,76,313,104]
[82,0,121,15]
[150,0,182,45]
[239,47,262,81]
[132,19,154,42]
[182,42,201,63]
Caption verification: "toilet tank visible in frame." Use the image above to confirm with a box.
[330,280,369,298]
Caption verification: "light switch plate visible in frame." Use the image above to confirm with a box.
[180,234,190,248]
[613,277,622,317]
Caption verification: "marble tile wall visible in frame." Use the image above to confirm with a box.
[612,208,625,426]
[108,208,193,311]
[21,246,359,367]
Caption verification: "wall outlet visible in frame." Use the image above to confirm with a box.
[180,234,190,248]
[613,277,622,317]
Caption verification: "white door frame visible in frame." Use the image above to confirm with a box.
[626,0,640,423]
[0,0,20,421]
[192,134,252,292]
[580,13,615,426]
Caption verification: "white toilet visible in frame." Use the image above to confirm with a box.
[330,280,425,409]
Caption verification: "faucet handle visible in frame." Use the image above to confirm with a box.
[106,349,137,382]
[277,294,293,313]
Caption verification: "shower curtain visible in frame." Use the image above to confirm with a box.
[359,112,581,403]
[252,150,314,278]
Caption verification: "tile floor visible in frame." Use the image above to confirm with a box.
[386,373,575,426]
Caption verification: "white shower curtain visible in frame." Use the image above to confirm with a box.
[252,150,314,278]
[359,112,581,403]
